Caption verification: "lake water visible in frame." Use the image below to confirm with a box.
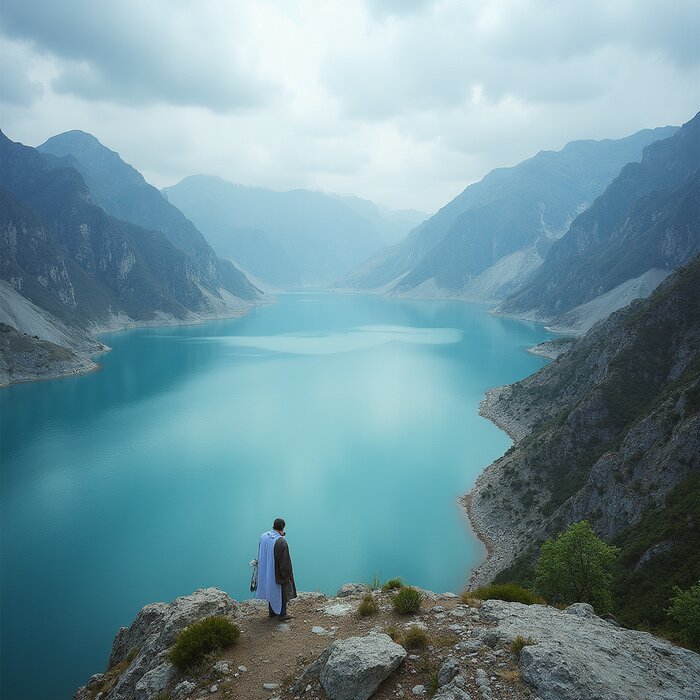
[0,293,552,699]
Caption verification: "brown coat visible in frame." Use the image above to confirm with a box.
[273,537,297,600]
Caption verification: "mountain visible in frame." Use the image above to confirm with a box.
[341,126,678,298]
[469,255,700,633]
[163,176,388,287]
[38,130,258,301]
[0,130,260,386]
[497,113,700,331]
[329,194,427,246]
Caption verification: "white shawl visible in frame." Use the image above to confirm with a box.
[255,530,282,614]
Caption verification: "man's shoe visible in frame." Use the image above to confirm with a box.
[278,614,292,621]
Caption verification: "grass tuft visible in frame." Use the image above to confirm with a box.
[381,578,405,592]
[393,587,423,614]
[510,635,536,656]
[358,594,379,616]
[403,625,429,649]
[386,625,402,643]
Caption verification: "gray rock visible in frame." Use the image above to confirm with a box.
[438,658,459,686]
[319,632,406,700]
[213,660,230,674]
[412,684,426,695]
[474,629,503,648]
[481,599,700,700]
[432,676,473,700]
[455,639,483,653]
[336,583,370,597]
[564,602,595,618]
[172,680,197,699]
[134,659,176,697]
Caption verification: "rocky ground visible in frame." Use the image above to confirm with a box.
[75,586,700,700]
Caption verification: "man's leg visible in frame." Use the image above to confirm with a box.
[268,602,276,618]
[280,591,287,617]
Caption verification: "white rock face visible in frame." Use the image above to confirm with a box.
[319,632,407,700]
[481,599,700,700]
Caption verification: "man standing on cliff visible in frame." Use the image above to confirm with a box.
[256,518,296,620]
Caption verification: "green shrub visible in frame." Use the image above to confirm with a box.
[358,594,379,616]
[510,635,536,656]
[667,581,700,646]
[169,616,240,670]
[403,625,429,649]
[392,587,423,614]
[472,583,545,605]
[381,578,405,592]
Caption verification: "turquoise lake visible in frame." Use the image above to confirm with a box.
[0,293,552,699]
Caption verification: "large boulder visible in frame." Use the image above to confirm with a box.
[480,599,700,700]
[319,632,406,700]
[74,588,239,700]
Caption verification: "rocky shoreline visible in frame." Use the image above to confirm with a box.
[463,385,537,588]
[0,297,265,389]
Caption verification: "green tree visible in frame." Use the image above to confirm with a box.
[667,581,700,646]
[535,520,620,611]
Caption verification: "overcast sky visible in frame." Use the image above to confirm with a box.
[1,0,698,212]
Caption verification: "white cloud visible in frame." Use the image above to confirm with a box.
[0,0,698,212]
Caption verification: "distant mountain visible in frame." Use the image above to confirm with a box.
[471,254,700,633]
[0,130,260,386]
[497,113,700,331]
[163,176,388,287]
[329,194,427,246]
[38,130,258,301]
[341,126,678,298]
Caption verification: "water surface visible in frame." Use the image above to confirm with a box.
[0,293,552,699]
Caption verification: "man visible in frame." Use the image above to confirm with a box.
[256,517,297,620]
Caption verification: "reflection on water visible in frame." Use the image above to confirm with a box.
[0,293,552,700]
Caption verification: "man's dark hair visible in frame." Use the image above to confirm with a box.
[273,518,286,531]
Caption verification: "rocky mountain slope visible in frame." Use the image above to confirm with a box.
[73,585,699,700]
[340,126,677,298]
[468,255,700,634]
[38,130,257,302]
[0,131,262,386]
[498,112,700,330]
[163,176,394,288]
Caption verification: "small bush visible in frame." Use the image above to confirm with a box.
[386,625,401,643]
[403,625,429,649]
[510,635,536,656]
[358,594,379,616]
[393,587,423,614]
[667,581,700,646]
[459,592,481,607]
[499,669,522,685]
[472,583,545,605]
[169,616,240,670]
[381,578,405,592]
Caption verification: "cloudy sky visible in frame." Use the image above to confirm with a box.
[1,0,698,212]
